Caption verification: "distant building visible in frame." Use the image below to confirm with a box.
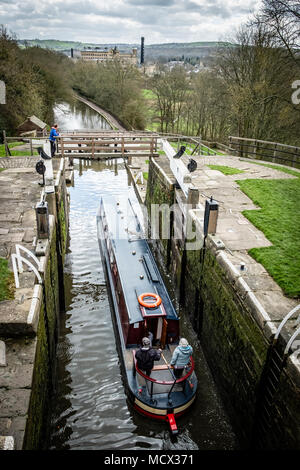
[17,115,48,137]
[143,63,158,77]
[80,47,138,65]
[166,60,185,70]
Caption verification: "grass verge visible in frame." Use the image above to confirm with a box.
[208,165,244,175]
[237,175,300,298]
[0,142,38,157]
[250,161,300,178]
[0,258,15,301]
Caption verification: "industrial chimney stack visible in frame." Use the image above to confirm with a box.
[140,37,144,65]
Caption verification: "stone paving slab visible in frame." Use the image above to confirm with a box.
[0,435,15,450]
[196,156,299,323]
[0,389,31,418]
[0,162,41,269]
[0,338,36,389]
[0,418,26,450]
[191,155,297,252]
[126,156,150,203]
[0,158,47,337]
[0,156,60,449]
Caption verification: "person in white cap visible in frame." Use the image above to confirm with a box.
[170,338,193,378]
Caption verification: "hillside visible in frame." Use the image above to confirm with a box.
[17,39,231,61]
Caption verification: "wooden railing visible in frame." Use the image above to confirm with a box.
[156,132,219,156]
[2,132,159,159]
[58,133,158,158]
[229,136,300,169]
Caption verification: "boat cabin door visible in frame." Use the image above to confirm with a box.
[144,317,168,349]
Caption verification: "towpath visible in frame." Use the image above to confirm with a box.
[0,156,62,449]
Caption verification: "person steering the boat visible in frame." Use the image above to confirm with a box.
[135,337,161,377]
[170,338,193,378]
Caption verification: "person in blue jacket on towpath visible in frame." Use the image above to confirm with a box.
[170,338,193,378]
[49,124,60,157]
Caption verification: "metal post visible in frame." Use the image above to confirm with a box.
[35,201,50,239]
[187,187,199,209]
[272,143,277,163]
[204,197,219,236]
[3,130,10,157]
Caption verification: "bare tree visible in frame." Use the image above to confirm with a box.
[216,23,300,142]
[256,0,300,65]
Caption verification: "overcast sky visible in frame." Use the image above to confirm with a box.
[0,0,263,44]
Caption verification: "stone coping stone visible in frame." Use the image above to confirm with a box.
[0,389,31,418]
[209,243,299,339]
[0,337,36,388]
[0,287,41,337]
[0,417,26,450]
[0,435,14,450]
[0,340,6,367]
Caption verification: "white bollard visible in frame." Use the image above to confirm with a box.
[0,340,6,367]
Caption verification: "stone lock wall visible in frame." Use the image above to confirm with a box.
[146,157,175,268]
[14,161,69,450]
[183,246,269,445]
[24,191,68,449]
[146,155,300,449]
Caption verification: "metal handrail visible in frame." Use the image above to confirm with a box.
[132,350,194,386]
[274,304,300,341]
[284,326,300,356]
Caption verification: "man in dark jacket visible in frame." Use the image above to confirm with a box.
[135,337,161,376]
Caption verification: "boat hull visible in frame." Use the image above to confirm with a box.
[97,200,197,430]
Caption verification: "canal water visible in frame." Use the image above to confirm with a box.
[47,101,238,450]
[54,100,112,131]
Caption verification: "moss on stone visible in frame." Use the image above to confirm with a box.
[24,200,64,448]
[23,303,49,450]
[58,197,67,261]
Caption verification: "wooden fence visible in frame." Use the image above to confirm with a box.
[57,133,158,158]
[2,131,159,159]
[229,136,300,169]
[156,132,219,156]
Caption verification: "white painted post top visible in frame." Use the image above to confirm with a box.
[43,142,54,193]
[0,340,6,367]
[160,139,192,197]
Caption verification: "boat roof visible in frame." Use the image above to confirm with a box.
[98,196,179,325]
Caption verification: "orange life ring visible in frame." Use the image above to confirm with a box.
[138,292,162,309]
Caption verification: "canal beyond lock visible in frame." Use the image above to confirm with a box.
[46,100,238,450]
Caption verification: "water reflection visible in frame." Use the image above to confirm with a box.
[54,101,111,131]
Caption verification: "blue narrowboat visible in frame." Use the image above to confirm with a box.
[97,196,197,434]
